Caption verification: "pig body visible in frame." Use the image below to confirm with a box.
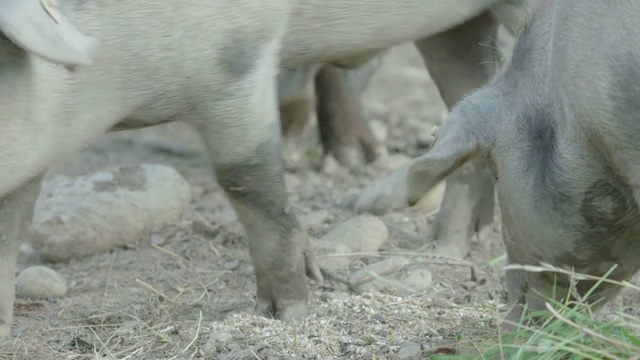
[405,0,640,326]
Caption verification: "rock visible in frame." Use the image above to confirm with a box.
[17,243,42,266]
[115,320,138,336]
[398,342,422,359]
[416,129,435,147]
[311,240,352,271]
[203,330,235,355]
[409,181,445,215]
[398,269,433,294]
[371,153,412,171]
[355,160,445,215]
[320,292,350,302]
[370,120,388,143]
[223,260,239,270]
[299,210,329,230]
[16,266,67,299]
[322,156,350,177]
[321,215,388,253]
[354,164,411,215]
[30,164,192,262]
[350,257,410,294]
[349,257,432,295]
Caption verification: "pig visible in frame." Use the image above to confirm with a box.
[277,59,386,171]
[282,0,543,260]
[0,0,533,340]
[0,0,323,340]
[403,0,640,327]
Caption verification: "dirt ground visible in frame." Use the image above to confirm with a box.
[2,43,640,360]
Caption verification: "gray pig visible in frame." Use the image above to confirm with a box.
[0,0,323,340]
[405,0,640,327]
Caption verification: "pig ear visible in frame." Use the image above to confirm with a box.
[405,98,495,206]
[0,0,98,66]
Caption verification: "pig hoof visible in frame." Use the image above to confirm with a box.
[0,325,9,340]
[331,142,386,170]
[282,142,310,172]
[277,302,309,323]
[255,298,309,323]
[434,242,470,260]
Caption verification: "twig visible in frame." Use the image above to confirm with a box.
[135,278,175,303]
[182,310,202,353]
[151,243,189,262]
[545,302,638,353]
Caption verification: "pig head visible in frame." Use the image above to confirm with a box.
[405,0,640,326]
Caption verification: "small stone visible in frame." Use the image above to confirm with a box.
[397,269,433,295]
[398,342,422,359]
[372,314,386,323]
[16,266,67,299]
[408,181,445,215]
[350,257,410,294]
[11,326,27,337]
[115,320,138,335]
[320,292,350,302]
[203,330,235,354]
[321,215,389,253]
[17,243,42,266]
[311,240,352,271]
[416,129,435,147]
[322,156,349,177]
[370,120,388,143]
[349,257,433,295]
[300,210,329,230]
[223,260,240,270]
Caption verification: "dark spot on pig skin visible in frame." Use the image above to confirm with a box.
[215,140,298,234]
[519,107,572,208]
[93,166,147,192]
[217,36,260,80]
[580,177,639,249]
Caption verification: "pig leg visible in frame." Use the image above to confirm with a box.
[186,41,322,322]
[414,11,500,258]
[315,63,385,169]
[0,177,41,339]
[279,81,316,172]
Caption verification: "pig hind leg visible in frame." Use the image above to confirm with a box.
[315,63,384,170]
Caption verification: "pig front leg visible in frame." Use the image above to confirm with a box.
[0,176,41,339]
[187,40,322,322]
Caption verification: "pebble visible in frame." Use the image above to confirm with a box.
[398,342,422,359]
[355,156,444,215]
[349,257,432,295]
[223,260,240,270]
[320,292,350,302]
[370,120,388,143]
[320,215,389,253]
[354,164,411,215]
[30,164,192,263]
[310,240,352,271]
[322,156,350,178]
[408,181,445,215]
[203,331,236,355]
[16,266,67,299]
[299,210,329,230]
